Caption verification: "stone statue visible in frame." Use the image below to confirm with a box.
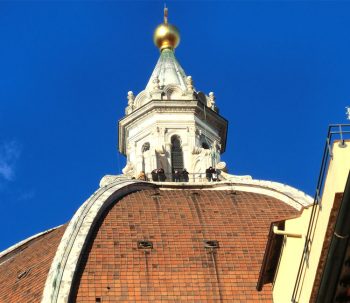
[186,76,194,92]
[152,76,160,91]
[127,91,135,106]
[208,92,216,110]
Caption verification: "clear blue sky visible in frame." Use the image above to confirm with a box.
[0,1,349,251]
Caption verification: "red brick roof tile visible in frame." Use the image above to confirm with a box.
[0,226,66,303]
[69,189,299,302]
[0,188,301,302]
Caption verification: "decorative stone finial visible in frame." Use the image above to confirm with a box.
[152,76,160,91]
[209,92,216,108]
[127,91,135,106]
[186,76,194,92]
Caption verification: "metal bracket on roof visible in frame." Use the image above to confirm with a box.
[273,226,303,238]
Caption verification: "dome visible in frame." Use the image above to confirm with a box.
[0,180,311,302]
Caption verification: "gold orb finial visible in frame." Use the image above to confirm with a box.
[153,6,180,51]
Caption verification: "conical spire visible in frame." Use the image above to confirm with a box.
[145,49,187,92]
[145,8,188,92]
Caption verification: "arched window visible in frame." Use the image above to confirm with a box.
[200,134,210,150]
[171,136,184,172]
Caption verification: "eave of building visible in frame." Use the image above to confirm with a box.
[257,220,286,291]
[118,99,228,154]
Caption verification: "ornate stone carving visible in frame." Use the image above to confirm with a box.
[152,76,160,91]
[127,91,135,106]
[186,76,194,92]
[99,174,130,187]
[192,147,201,154]
[122,162,135,176]
[208,92,217,111]
[125,91,135,115]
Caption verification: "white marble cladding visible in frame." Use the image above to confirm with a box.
[125,49,217,116]
[125,81,217,116]
[119,48,226,178]
[119,101,226,178]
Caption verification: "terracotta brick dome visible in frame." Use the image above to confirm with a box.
[0,226,66,303]
[0,180,306,302]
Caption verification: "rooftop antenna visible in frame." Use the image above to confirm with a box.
[164,4,168,24]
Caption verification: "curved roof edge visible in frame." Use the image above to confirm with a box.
[41,180,156,303]
[41,175,312,303]
[220,172,313,210]
[100,173,313,211]
[0,225,62,264]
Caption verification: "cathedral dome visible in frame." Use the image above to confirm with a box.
[0,180,312,303]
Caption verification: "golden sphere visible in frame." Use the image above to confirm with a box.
[153,23,180,51]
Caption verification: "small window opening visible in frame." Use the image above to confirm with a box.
[17,268,31,280]
[227,191,237,196]
[202,142,210,149]
[95,298,101,303]
[204,240,219,249]
[171,135,184,172]
[137,240,153,249]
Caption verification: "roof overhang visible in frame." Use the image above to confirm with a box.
[256,220,286,291]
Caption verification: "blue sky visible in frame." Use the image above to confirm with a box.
[0,1,349,251]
